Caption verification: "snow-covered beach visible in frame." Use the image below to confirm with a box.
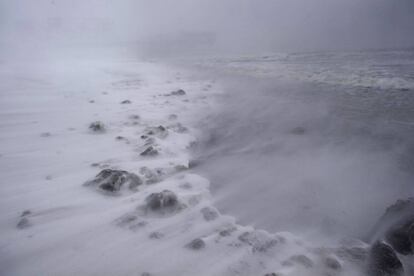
[0,57,370,276]
[0,52,413,276]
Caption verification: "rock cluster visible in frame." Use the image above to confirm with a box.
[84,169,142,193]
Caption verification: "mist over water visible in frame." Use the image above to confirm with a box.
[191,49,414,239]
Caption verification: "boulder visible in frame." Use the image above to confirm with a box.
[386,220,414,255]
[145,190,180,212]
[370,198,414,255]
[367,241,404,276]
[84,169,142,194]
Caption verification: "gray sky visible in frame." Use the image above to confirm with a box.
[1,0,414,54]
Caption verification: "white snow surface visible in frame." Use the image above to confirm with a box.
[0,59,366,276]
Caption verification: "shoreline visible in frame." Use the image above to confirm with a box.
[0,58,374,276]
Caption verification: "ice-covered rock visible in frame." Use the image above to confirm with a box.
[89,121,105,132]
[238,230,278,253]
[145,190,182,213]
[168,122,188,133]
[140,146,159,157]
[200,206,219,221]
[139,167,161,184]
[186,238,205,250]
[84,169,143,194]
[145,125,168,139]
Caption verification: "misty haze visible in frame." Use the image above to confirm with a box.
[0,1,413,276]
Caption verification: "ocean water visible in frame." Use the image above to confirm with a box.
[192,48,414,240]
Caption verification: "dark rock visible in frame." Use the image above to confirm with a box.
[386,220,414,255]
[145,190,179,211]
[129,114,140,120]
[200,207,219,221]
[120,100,131,104]
[170,89,186,96]
[368,241,403,276]
[370,198,414,255]
[324,256,341,270]
[186,238,205,250]
[116,136,125,140]
[141,135,148,139]
[17,217,31,229]
[89,121,105,132]
[84,169,142,193]
[140,146,159,157]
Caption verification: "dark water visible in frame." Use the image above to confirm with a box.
[192,49,414,239]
